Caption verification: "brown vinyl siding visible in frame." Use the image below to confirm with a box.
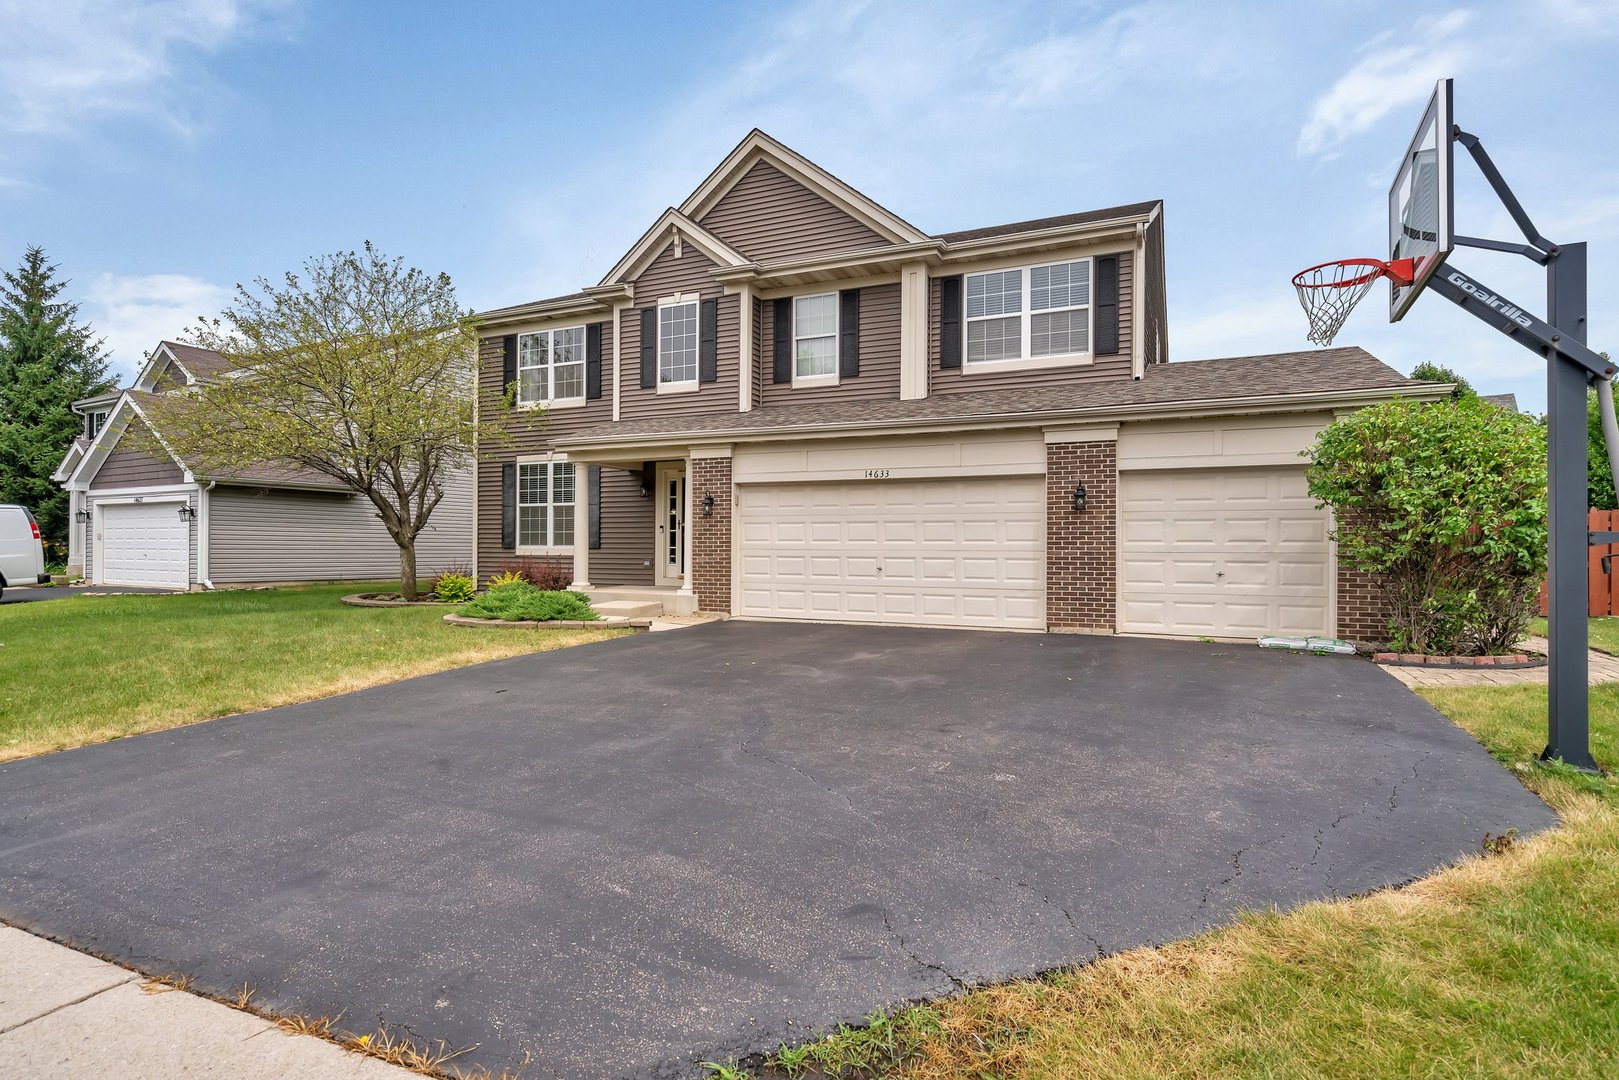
[697,160,888,263]
[1142,210,1168,365]
[150,359,187,392]
[89,425,186,488]
[589,468,655,586]
[617,242,739,423]
[929,252,1134,396]
[755,283,902,407]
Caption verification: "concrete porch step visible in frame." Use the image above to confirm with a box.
[592,599,665,619]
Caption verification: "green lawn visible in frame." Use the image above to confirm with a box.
[758,686,1619,1080]
[0,583,625,762]
[1530,616,1619,656]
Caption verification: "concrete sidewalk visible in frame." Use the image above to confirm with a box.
[0,927,407,1078]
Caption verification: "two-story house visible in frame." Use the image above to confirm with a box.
[474,131,1441,640]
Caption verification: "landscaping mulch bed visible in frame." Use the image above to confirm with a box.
[1373,651,1545,670]
[340,593,454,608]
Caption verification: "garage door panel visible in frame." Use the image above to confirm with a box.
[1119,466,1330,638]
[739,477,1044,630]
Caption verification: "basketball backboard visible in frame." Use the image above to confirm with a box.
[1388,78,1454,321]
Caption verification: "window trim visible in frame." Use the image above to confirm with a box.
[515,324,588,408]
[963,257,1095,369]
[655,294,701,394]
[514,456,577,554]
[791,291,840,387]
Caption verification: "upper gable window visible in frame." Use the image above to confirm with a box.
[658,298,699,390]
[517,326,586,405]
[794,292,838,383]
[965,258,1092,365]
[86,411,108,439]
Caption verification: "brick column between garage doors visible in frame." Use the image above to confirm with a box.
[690,456,732,614]
[1046,440,1117,632]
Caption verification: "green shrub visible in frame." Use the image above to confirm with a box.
[432,572,476,603]
[486,569,526,589]
[1306,396,1547,653]
[460,581,598,622]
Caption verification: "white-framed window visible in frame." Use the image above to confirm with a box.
[793,292,838,382]
[965,258,1092,364]
[517,460,576,549]
[516,325,586,405]
[658,298,699,387]
[87,411,108,438]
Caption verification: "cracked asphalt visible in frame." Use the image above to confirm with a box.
[0,622,1556,1077]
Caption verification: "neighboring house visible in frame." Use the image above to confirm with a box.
[1482,392,1519,411]
[473,130,1446,640]
[52,340,472,589]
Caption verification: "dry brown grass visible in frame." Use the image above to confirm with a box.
[140,972,195,995]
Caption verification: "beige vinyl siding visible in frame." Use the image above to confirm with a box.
[617,242,739,423]
[89,426,186,488]
[696,160,888,262]
[207,474,471,584]
[589,468,655,586]
[755,283,902,407]
[928,252,1134,396]
[84,488,198,586]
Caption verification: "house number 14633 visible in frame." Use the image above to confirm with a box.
[864,468,891,479]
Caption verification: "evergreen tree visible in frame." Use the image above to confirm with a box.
[0,246,116,545]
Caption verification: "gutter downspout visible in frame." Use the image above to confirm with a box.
[198,480,216,590]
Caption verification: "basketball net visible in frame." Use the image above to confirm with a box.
[1292,258,1415,346]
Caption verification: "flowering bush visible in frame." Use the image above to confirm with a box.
[499,557,573,591]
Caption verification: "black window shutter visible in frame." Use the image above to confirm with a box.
[939,276,962,369]
[838,289,860,378]
[501,335,518,393]
[588,465,602,550]
[698,298,719,384]
[639,308,657,389]
[500,463,516,549]
[585,323,603,400]
[772,297,792,383]
[1094,256,1120,355]
[84,412,94,439]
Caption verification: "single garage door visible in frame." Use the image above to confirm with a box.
[98,501,189,588]
[738,477,1044,629]
[1118,467,1329,638]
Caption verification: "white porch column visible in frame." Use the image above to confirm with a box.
[736,283,755,413]
[66,489,84,576]
[899,260,930,400]
[571,461,593,590]
[678,455,694,596]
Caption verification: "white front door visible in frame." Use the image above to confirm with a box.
[1117,466,1331,638]
[98,500,190,589]
[654,462,687,586]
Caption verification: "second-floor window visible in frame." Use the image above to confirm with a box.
[517,326,585,405]
[658,299,698,387]
[794,293,837,381]
[86,411,108,439]
[965,258,1092,364]
[518,460,575,549]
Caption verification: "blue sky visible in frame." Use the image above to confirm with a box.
[3,0,1615,410]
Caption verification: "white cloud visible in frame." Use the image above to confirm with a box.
[84,272,232,382]
[1297,11,1478,157]
[1173,294,1309,363]
[0,0,287,138]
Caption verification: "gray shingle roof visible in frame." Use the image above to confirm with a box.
[560,347,1440,444]
[1481,392,1519,412]
[128,390,350,491]
[160,340,238,379]
[935,200,1162,243]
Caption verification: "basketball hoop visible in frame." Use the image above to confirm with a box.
[1293,257,1415,346]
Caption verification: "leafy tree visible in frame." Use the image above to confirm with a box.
[1306,397,1546,654]
[0,246,115,544]
[1409,361,1477,400]
[149,244,505,600]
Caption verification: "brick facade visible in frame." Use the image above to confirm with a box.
[1336,561,1393,644]
[690,456,733,614]
[1046,440,1117,631]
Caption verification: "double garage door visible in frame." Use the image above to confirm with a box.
[737,478,1044,630]
[97,500,189,588]
[1118,467,1330,638]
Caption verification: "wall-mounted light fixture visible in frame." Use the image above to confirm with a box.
[75,507,91,523]
[1072,483,1087,513]
[177,504,198,522]
[702,493,715,517]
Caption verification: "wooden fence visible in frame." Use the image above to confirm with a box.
[1538,509,1619,617]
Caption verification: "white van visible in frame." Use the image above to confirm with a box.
[0,504,49,599]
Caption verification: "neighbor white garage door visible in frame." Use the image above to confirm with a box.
[737,478,1044,629]
[1118,467,1330,638]
[98,500,189,588]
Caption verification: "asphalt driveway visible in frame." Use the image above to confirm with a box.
[0,623,1556,1077]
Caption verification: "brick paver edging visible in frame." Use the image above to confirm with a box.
[340,594,454,608]
[1374,652,1544,669]
[442,613,649,631]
